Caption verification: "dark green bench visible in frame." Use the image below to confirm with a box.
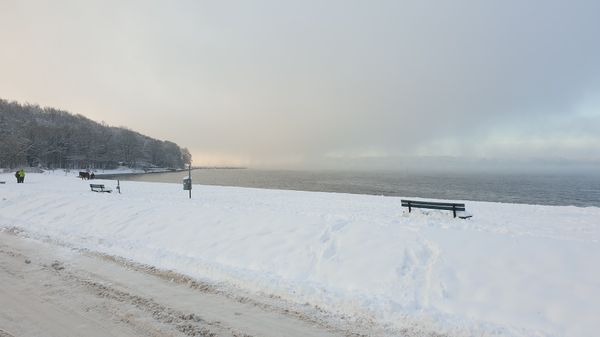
[90,184,112,193]
[401,199,472,219]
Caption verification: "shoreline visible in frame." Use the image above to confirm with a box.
[91,166,247,179]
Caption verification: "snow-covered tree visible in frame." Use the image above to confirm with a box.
[0,98,189,170]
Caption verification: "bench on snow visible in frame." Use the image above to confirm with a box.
[401,199,472,219]
[90,184,112,193]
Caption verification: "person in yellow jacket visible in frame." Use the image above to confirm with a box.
[17,169,25,183]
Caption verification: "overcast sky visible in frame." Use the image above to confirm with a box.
[1,0,599,170]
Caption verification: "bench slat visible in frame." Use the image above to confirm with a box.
[401,200,465,207]
[401,202,466,210]
[403,204,466,211]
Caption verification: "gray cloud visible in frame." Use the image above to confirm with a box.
[1,0,599,169]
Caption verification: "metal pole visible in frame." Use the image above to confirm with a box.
[188,164,191,199]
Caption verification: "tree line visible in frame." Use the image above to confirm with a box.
[0,99,191,170]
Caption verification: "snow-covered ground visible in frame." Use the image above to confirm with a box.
[1,172,598,337]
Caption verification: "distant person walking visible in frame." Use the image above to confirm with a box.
[17,169,25,183]
[15,170,19,183]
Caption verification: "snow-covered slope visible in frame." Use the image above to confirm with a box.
[1,172,598,337]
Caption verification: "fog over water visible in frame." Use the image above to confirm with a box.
[1,1,600,170]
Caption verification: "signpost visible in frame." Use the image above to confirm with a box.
[183,164,192,198]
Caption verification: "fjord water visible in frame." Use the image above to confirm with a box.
[112,169,600,207]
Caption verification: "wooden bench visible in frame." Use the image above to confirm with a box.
[401,199,472,219]
[90,184,112,193]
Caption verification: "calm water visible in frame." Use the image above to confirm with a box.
[104,169,600,207]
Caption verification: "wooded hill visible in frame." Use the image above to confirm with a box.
[0,99,191,170]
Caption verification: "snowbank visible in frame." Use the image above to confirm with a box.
[1,172,598,337]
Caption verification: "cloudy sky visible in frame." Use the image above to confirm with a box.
[1,0,599,170]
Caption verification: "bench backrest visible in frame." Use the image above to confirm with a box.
[90,184,105,188]
[401,199,466,211]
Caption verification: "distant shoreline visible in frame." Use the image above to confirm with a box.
[192,166,247,170]
[95,166,246,179]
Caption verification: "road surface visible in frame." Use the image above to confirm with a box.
[0,230,386,337]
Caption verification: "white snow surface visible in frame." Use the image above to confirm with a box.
[1,172,599,337]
